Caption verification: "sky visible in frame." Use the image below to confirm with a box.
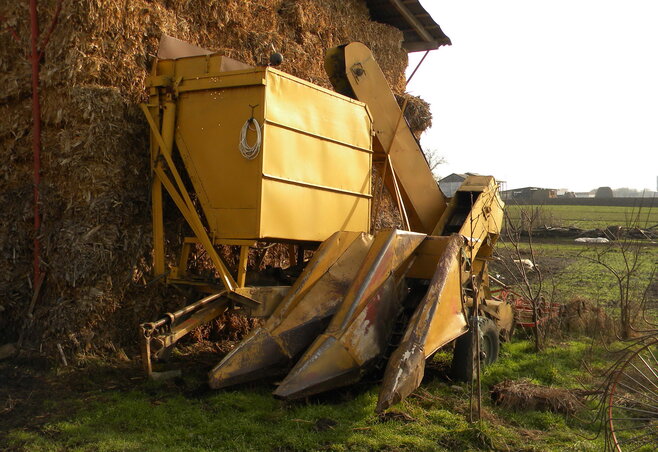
[406,1,658,192]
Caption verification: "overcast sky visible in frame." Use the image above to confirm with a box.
[407,1,658,192]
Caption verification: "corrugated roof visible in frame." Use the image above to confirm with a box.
[365,0,451,52]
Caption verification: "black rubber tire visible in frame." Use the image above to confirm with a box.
[451,316,500,381]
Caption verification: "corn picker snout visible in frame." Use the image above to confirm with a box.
[140,39,512,412]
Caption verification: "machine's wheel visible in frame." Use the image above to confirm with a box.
[451,316,500,381]
[607,338,658,451]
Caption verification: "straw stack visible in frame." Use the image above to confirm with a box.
[0,0,432,354]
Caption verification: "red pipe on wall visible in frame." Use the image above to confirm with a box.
[29,0,42,288]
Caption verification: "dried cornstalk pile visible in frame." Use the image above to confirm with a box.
[0,0,431,355]
[562,298,614,338]
[490,379,586,415]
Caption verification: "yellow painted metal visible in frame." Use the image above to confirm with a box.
[234,286,290,318]
[143,43,510,411]
[149,99,166,276]
[422,246,468,355]
[406,236,451,279]
[170,240,192,280]
[268,231,372,338]
[377,176,505,412]
[208,231,374,389]
[237,245,249,288]
[150,55,373,243]
[287,244,297,267]
[140,103,238,292]
[376,234,467,412]
[325,43,447,234]
[420,175,504,354]
[456,175,504,258]
[273,230,426,399]
[430,195,458,237]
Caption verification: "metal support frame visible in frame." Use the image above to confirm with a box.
[140,102,238,292]
[149,101,167,276]
[141,292,229,377]
[375,97,411,230]
[139,96,265,378]
[237,245,249,287]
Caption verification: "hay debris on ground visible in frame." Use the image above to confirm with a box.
[561,298,614,338]
[490,379,586,415]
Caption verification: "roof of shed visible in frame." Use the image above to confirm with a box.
[365,0,451,52]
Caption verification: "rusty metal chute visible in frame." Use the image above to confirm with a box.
[273,230,426,399]
[209,231,373,389]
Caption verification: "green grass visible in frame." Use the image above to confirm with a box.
[494,239,657,304]
[6,340,610,452]
[8,202,657,451]
[505,204,658,229]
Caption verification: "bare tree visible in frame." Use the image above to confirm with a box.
[422,148,446,181]
[498,205,548,352]
[579,208,655,340]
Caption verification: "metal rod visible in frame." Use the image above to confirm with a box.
[628,361,658,391]
[617,374,658,403]
[374,98,410,228]
[168,300,228,338]
[406,50,430,86]
[470,192,482,422]
[388,158,410,230]
[264,120,373,154]
[619,430,658,450]
[140,104,238,292]
[489,275,509,288]
[149,292,226,329]
[638,353,658,381]
[611,405,658,416]
[237,246,249,287]
[261,174,373,199]
[29,0,41,290]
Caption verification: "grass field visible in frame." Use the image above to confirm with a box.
[4,340,613,452]
[504,204,658,229]
[494,239,658,305]
[3,206,656,452]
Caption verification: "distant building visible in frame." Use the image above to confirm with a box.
[439,173,476,197]
[501,187,557,203]
[595,186,614,198]
[555,189,575,198]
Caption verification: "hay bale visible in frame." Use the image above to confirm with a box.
[396,93,432,137]
[561,298,614,337]
[0,0,425,354]
[491,379,585,415]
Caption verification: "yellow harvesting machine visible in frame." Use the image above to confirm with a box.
[140,41,512,412]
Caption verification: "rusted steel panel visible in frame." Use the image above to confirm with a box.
[273,230,426,399]
[377,234,467,412]
[208,231,372,389]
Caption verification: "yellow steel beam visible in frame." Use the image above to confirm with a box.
[153,161,238,292]
[148,102,166,276]
[171,241,193,279]
[237,245,249,288]
[327,43,447,234]
[140,103,238,292]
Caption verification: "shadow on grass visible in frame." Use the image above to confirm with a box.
[4,339,608,452]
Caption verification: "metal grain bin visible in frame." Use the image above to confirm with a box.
[149,55,372,243]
